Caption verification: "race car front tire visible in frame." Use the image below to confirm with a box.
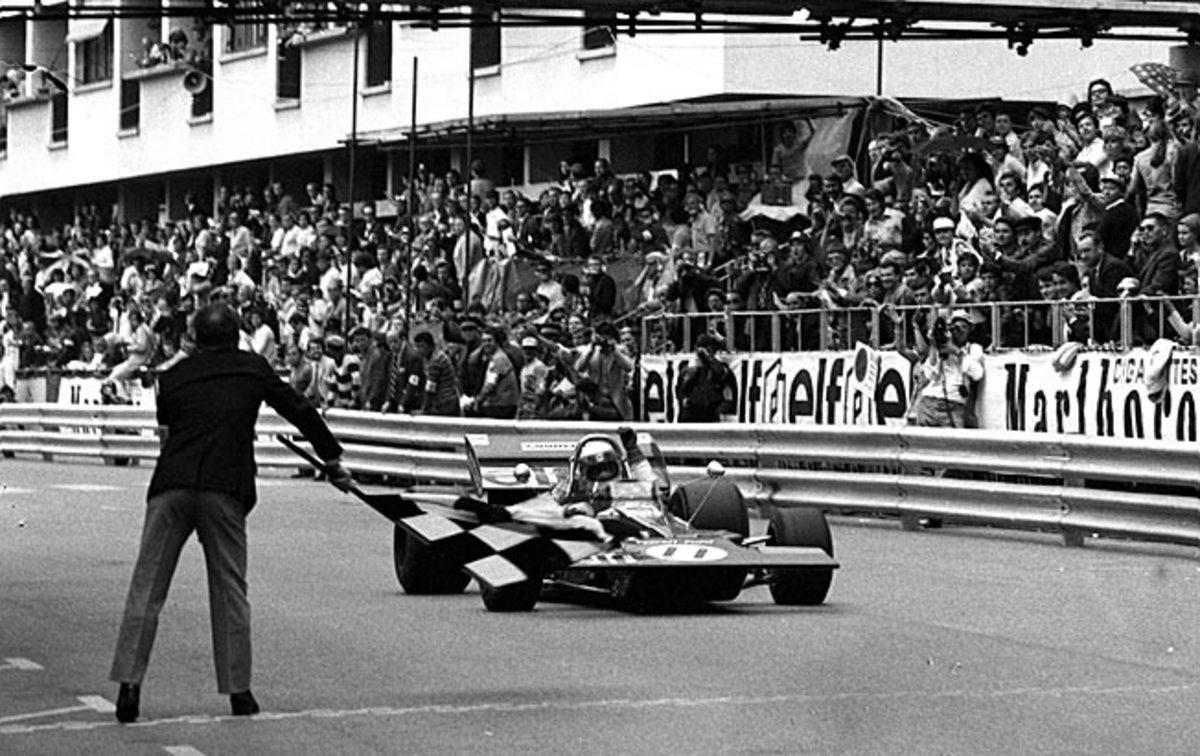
[394,526,471,595]
[480,578,541,612]
[766,508,834,606]
[667,477,750,537]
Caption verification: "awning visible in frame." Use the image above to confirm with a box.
[66,18,110,45]
[354,96,867,147]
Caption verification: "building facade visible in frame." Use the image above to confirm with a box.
[0,1,1180,223]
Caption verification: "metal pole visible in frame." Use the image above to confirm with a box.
[875,37,883,96]
[345,27,361,336]
[407,55,418,327]
[460,56,475,300]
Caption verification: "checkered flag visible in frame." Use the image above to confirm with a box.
[401,510,608,588]
[1130,62,1178,98]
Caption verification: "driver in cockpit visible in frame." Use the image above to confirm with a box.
[558,427,658,518]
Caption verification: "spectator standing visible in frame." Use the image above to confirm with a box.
[383,326,424,413]
[1134,212,1181,295]
[322,334,360,409]
[412,331,460,416]
[676,333,735,422]
[516,335,549,419]
[358,329,392,412]
[912,309,984,428]
[468,327,518,419]
[574,321,634,421]
[582,256,617,321]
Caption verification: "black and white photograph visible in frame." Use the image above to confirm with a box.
[2,1,1200,753]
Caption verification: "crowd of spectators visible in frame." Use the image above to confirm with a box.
[2,75,1200,419]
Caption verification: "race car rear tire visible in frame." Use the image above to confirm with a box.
[667,478,749,537]
[480,578,541,612]
[394,526,471,595]
[767,508,834,606]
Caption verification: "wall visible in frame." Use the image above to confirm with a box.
[1,11,1190,200]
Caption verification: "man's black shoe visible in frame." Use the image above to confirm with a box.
[115,683,140,723]
[230,690,260,716]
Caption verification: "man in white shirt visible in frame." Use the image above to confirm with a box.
[914,309,984,429]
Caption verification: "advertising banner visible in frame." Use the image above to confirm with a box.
[640,345,914,426]
[977,348,1200,442]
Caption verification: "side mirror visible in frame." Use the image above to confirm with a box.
[512,463,532,484]
[705,460,726,478]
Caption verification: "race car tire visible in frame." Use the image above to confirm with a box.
[393,526,471,595]
[666,478,750,537]
[480,577,541,612]
[766,508,834,606]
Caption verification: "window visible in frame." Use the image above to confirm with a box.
[470,7,500,71]
[76,22,114,84]
[582,10,616,51]
[50,91,68,144]
[365,22,392,87]
[225,22,267,54]
[119,79,139,131]
[276,42,301,100]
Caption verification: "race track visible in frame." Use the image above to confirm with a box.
[2,458,1198,755]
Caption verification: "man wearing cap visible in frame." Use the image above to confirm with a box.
[517,335,549,419]
[1092,174,1138,258]
[831,154,865,196]
[110,303,350,723]
[1133,212,1181,296]
[912,308,984,429]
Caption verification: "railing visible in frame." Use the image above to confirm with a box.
[1,405,1196,549]
[642,295,1200,354]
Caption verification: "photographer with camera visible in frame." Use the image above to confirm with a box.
[574,320,634,421]
[676,333,736,422]
[910,309,984,428]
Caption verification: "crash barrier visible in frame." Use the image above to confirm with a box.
[1,404,1196,549]
[642,295,1200,354]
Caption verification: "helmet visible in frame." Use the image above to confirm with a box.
[576,439,621,484]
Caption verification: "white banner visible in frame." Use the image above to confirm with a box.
[977,348,1200,442]
[639,346,914,426]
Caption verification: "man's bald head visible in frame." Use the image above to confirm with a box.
[194,303,241,349]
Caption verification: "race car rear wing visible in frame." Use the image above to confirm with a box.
[463,430,666,502]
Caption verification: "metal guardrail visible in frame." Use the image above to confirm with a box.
[642,295,1200,354]
[1,404,1197,549]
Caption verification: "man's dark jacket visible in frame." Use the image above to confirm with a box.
[149,348,343,511]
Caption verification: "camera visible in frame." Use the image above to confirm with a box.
[930,316,950,348]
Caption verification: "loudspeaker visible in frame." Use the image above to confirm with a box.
[182,68,208,95]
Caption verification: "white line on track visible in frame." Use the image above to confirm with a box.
[0,488,34,495]
[51,484,124,492]
[1,680,1196,736]
[0,658,43,671]
[163,746,207,756]
[0,696,112,726]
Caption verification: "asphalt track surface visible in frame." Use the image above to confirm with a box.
[2,458,1199,756]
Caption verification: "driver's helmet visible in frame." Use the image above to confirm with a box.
[576,439,621,484]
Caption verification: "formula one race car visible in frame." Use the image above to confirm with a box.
[279,431,837,613]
